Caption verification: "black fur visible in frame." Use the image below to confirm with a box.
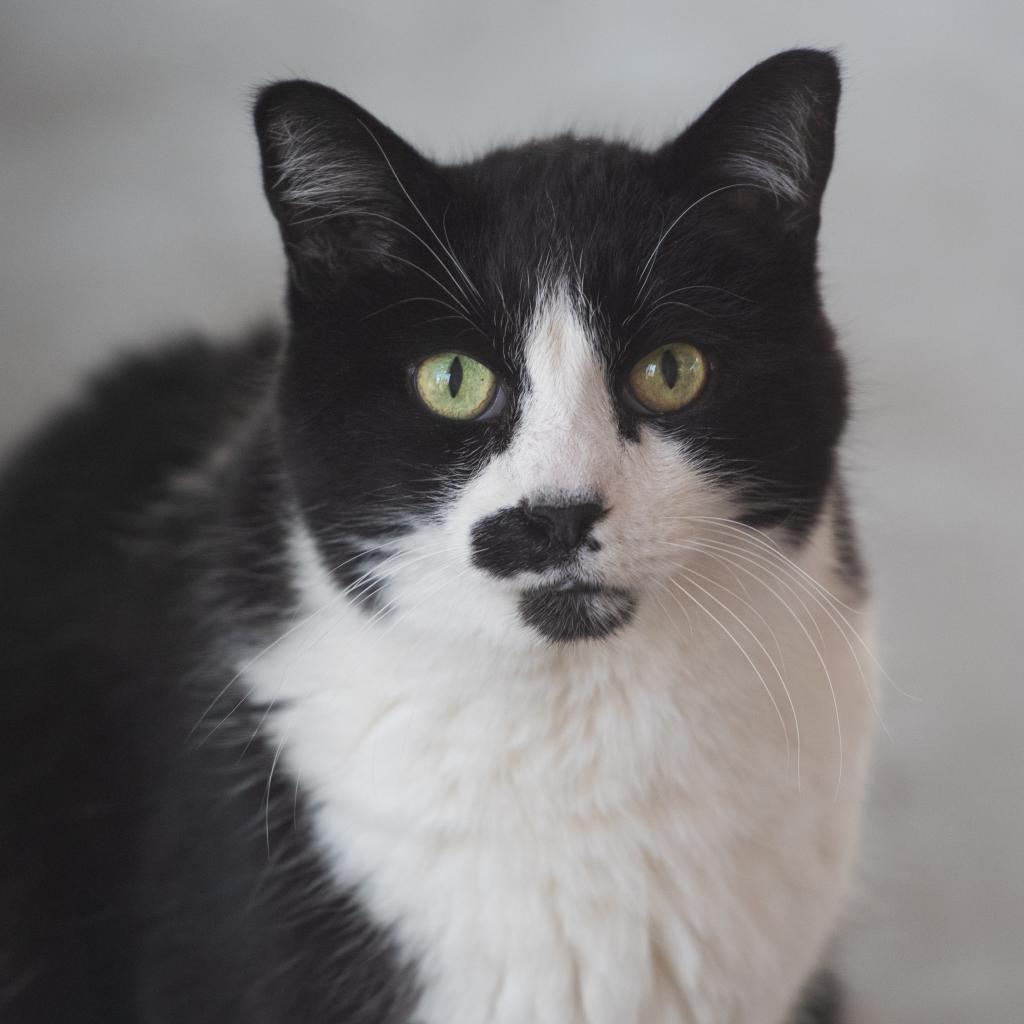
[830,476,866,591]
[519,584,637,643]
[1,50,854,1020]
[0,336,416,1022]
[789,970,844,1023]
[470,499,605,577]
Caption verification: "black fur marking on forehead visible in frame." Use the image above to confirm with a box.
[255,49,849,573]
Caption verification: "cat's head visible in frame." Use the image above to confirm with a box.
[254,49,848,646]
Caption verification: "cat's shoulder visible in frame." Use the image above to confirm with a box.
[0,326,282,632]
[0,329,279,550]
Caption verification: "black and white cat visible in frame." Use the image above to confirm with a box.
[0,49,874,1024]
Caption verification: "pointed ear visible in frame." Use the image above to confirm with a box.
[659,49,841,241]
[254,80,446,284]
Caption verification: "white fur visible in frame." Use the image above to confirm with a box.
[269,115,384,220]
[242,290,875,1024]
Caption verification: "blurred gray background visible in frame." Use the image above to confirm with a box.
[2,2,1021,1020]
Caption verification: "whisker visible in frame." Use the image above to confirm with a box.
[663,574,793,777]
[666,549,785,668]
[189,542,392,742]
[665,534,845,794]
[669,565,799,784]
[197,540,458,743]
[678,533,890,742]
[361,294,479,328]
[335,245,476,322]
[682,516,917,700]
[632,183,766,314]
[348,208,480,316]
[264,732,288,857]
[356,118,483,310]
[234,543,464,747]
[652,578,694,638]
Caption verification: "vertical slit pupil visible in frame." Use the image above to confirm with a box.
[448,356,463,398]
[660,348,679,389]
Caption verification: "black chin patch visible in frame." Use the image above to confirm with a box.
[518,586,636,643]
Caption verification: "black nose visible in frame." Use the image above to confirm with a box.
[471,498,608,578]
[521,501,607,555]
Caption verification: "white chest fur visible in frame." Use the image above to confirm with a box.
[242,519,874,1024]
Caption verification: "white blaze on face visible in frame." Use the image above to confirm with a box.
[436,280,735,636]
[449,288,619,546]
[504,288,620,499]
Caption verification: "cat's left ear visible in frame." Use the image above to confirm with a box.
[254,80,448,286]
[659,49,841,245]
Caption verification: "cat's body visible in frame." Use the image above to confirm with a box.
[1,51,872,1023]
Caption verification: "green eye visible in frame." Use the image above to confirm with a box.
[414,352,499,420]
[627,342,707,414]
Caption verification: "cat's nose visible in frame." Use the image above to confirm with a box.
[521,501,607,555]
[471,497,608,578]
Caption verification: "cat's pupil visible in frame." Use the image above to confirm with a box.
[660,349,678,390]
[448,356,463,398]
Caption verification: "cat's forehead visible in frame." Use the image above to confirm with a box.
[462,136,656,205]
[450,138,667,303]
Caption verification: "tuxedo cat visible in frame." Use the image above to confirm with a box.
[0,49,873,1024]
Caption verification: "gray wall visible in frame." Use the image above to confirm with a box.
[2,3,1021,1021]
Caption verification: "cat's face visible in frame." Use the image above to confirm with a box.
[256,50,848,645]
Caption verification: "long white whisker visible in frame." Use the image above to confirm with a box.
[680,533,889,740]
[264,732,287,857]
[670,565,799,784]
[306,546,463,651]
[201,541,459,743]
[684,516,916,701]
[653,578,694,638]
[666,548,784,668]
[633,183,763,311]
[339,245,476,322]
[689,517,861,612]
[665,575,793,776]
[189,542,395,741]
[356,118,483,308]
[237,545,464,748]
[350,208,480,317]
[660,513,913,702]
[669,537,843,795]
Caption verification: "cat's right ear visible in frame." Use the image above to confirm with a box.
[254,80,445,287]
[657,50,841,250]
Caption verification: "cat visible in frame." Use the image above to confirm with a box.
[0,48,873,1024]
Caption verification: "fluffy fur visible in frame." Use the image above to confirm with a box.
[0,49,873,1023]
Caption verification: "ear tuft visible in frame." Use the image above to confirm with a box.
[715,78,826,205]
[253,81,442,279]
[256,82,384,227]
[662,49,841,233]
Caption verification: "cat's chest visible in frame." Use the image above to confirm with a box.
[334,796,713,1024]
[238,602,844,1024]
[256,680,718,1024]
